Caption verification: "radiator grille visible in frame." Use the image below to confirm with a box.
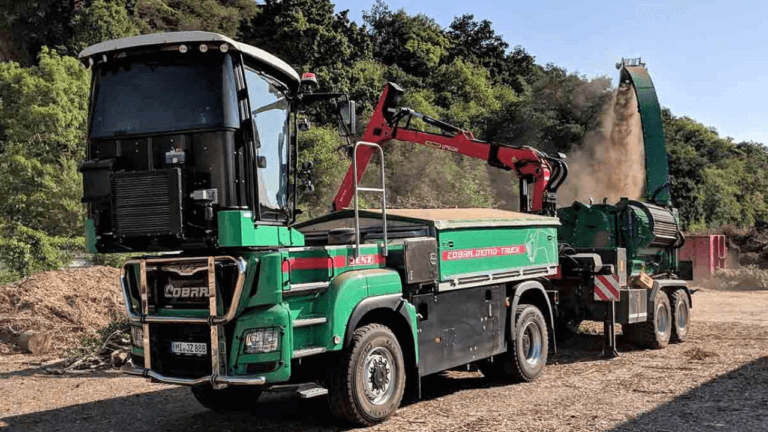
[150,324,212,379]
[112,169,182,237]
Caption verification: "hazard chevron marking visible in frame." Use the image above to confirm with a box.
[594,274,621,302]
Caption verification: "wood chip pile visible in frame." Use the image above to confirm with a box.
[0,266,124,354]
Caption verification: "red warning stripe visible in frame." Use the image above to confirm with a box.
[596,275,620,298]
[281,254,385,273]
[594,274,620,301]
[594,285,610,301]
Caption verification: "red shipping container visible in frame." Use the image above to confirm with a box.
[679,235,728,280]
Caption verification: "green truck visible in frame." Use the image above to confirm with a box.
[78,33,692,425]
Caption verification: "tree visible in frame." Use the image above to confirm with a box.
[0,0,77,63]
[70,0,140,53]
[364,1,448,78]
[242,0,369,72]
[446,14,508,80]
[134,0,255,37]
[0,48,90,161]
[0,49,89,280]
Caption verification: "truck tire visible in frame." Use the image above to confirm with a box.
[627,290,672,349]
[670,288,690,343]
[190,385,262,412]
[509,305,549,382]
[327,324,406,426]
[481,305,549,382]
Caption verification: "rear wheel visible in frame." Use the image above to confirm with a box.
[670,289,690,343]
[480,305,548,382]
[510,305,549,382]
[190,385,262,412]
[327,324,406,426]
[627,291,672,349]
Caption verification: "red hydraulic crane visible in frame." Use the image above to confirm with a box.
[332,82,567,215]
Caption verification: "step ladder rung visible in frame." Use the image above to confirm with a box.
[293,347,327,359]
[294,317,328,328]
[298,385,329,399]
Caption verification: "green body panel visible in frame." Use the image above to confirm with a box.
[311,269,403,352]
[217,210,305,247]
[620,64,670,206]
[244,253,283,308]
[403,301,419,363]
[437,226,559,281]
[85,218,97,254]
[229,303,292,382]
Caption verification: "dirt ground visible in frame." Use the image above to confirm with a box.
[2,288,767,432]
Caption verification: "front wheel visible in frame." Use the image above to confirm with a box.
[327,324,406,426]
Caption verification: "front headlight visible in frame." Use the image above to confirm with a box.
[244,328,279,353]
[131,326,144,348]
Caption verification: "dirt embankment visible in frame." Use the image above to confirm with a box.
[0,266,123,354]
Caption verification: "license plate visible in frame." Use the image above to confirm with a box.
[171,341,207,355]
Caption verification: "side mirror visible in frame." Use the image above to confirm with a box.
[338,100,356,136]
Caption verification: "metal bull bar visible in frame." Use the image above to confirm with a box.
[120,256,265,388]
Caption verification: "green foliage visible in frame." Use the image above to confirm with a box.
[70,0,140,53]
[242,0,369,71]
[0,0,764,284]
[134,0,254,37]
[665,110,768,229]
[0,153,83,237]
[296,126,350,219]
[0,48,90,160]
[0,49,89,279]
[364,1,448,77]
[0,224,83,282]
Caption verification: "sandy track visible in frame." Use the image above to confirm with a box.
[2,289,767,432]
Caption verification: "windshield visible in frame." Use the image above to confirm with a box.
[90,55,239,138]
[245,68,289,216]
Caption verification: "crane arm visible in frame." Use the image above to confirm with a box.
[332,82,567,215]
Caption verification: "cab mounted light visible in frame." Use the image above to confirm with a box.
[178,44,188,54]
[199,44,208,53]
[220,44,229,53]
[301,72,319,94]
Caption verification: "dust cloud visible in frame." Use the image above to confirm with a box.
[559,83,646,205]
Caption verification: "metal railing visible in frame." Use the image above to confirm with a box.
[120,255,262,388]
[352,141,388,258]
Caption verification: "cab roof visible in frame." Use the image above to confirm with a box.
[79,31,300,91]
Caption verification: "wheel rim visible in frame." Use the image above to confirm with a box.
[521,321,543,365]
[656,303,669,337]
[676,300,688,331]
[362,346,396,405]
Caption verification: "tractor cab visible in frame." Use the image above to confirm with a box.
[79,32,353,252]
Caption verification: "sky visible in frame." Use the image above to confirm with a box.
[333,0,768,144]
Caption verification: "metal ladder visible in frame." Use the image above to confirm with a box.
[352,141,388,258]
